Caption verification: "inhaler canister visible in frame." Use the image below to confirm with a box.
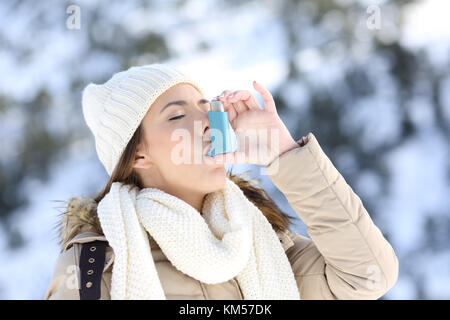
[207,100,238,157]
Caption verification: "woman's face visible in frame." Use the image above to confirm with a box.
[134,83,226,196]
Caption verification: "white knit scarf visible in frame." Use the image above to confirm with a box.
[96,177,300,300]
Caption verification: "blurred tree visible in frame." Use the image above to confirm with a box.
[268,0,450,299]
[0,0,171,249]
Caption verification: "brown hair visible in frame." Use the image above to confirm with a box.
[92,123,146,204]
[90,123,294,233]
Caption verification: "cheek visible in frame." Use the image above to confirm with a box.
[146,128,173,162]
[147,126,193,166]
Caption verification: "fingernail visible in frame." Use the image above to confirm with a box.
[228,92,235,98]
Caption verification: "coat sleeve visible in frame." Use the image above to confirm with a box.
[266,132,399,300]
[44,245,82,300]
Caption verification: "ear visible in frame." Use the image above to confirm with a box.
[133,144,153,170]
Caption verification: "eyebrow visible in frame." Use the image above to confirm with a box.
[160,99,210,114]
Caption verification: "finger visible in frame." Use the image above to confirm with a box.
[216,90,238,122]
[227,90,249,115]
[253,80,277,113]
[227,90,263,111]
[215,90,233,103]
[215,90,231,99]
[233,99,248,115]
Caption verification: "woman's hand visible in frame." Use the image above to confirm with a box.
[207,80,299,165]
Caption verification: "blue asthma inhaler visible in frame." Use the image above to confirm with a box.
[207,100,238,157]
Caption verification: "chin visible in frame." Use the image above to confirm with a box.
[204,165,227,191]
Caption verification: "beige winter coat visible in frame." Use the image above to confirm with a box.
[44,132,398,300]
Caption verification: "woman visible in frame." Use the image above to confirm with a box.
[44,63,398,300]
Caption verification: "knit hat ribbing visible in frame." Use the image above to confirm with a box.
[82,63,204,176]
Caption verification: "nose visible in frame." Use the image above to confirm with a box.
[196,109,210,142]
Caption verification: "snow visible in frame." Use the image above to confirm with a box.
[0,149,106,299]
[401,0,450,66]
[381,127,449,254]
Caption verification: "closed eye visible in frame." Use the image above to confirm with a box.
[169,115,185,121]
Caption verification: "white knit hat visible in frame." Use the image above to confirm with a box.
[82,63,204,176]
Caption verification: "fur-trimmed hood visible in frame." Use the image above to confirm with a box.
[55,171,291,252]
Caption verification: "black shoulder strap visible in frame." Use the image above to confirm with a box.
[79,240,107,300]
